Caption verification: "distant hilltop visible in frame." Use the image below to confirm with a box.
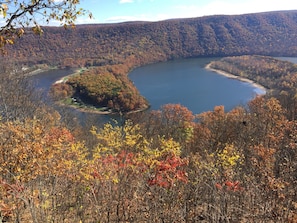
[3,10,297,67]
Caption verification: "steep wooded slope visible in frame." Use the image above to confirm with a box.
[3,10,297,67]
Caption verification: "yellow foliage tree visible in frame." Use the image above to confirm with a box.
[0,116,89,222]
[90,120,188,186]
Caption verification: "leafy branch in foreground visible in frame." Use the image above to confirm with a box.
[0,0,92,47]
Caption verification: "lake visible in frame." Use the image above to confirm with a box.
[31,57,266,123]
[129,57,264,114]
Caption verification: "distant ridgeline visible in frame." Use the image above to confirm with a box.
[5,10,297,66]
[4,10,297,112]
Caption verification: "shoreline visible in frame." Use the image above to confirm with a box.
[23,66,57,77]
[54,68,82,84]
[205,63,267,95]
[57,100,150,115]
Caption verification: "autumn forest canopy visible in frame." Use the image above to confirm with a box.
[3,8,297,222]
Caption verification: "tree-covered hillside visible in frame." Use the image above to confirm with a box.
[3,10,297,67]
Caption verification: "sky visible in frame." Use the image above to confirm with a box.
[76,0,297,24]
[0,0,297,27]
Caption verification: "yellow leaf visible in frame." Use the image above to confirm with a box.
[1,4,8,18]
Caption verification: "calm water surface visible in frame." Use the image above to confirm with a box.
[31,57,269,123]
[30,69,74,92]
[129,57,264,114]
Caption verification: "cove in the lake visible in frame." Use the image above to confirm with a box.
[129,57,265,114]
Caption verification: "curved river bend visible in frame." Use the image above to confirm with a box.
[31,57,266,123]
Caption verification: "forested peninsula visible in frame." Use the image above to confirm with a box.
[4,10,297,112]
[208,55,297,92]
